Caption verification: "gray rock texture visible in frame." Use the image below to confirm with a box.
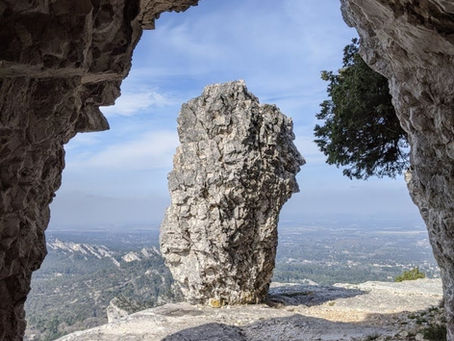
[0,1,197,340]
[160,81,304,305]
[340,1,454,339]
[56,279,443,341]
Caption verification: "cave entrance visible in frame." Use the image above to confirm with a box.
[24,0,439,339]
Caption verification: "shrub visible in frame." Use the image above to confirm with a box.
[394,267,425,282]
[423,324,447,341]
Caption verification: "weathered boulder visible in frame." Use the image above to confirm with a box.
[0,1,198,339]
[340,0,454,339]
[160,80,304,305]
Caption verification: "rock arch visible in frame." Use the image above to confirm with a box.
[0,0,453,339]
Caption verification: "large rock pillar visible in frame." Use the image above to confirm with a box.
[341,0,454,338]
[160,81,304,306]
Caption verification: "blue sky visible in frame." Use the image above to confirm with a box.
[49,0,424,230]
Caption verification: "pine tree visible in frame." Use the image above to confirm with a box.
[314,39,409,179]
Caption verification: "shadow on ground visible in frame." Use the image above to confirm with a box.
[162,285,375,341]
[267,283,365,306]
[162,286,445,341]
[161,314,390,341]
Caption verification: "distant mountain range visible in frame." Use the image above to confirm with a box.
[47,239,162,268]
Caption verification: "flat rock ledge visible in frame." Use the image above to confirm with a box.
[57,278,443,341]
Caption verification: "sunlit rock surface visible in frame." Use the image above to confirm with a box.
[57,279,443,341]
[160,81,304,305]
[340,1,454,338]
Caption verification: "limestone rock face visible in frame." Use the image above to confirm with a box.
[107,299,131,323]
[160,81,304,305]
[340,0,454,338]
[0,1,198,340]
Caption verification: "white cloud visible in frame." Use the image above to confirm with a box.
[100,91,174,117]
[127,0,356,129]
[68,130,178,171]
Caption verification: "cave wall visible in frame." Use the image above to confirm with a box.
[0,1,197,340]
[340,0,454,339]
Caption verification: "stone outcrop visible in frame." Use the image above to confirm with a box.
[160,81,304,305]
[56,279,443,341]
[0,1,197,340]
[107,297,142,323]
[340,1,454,339]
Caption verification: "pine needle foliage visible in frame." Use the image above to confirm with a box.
[314,39,409,179]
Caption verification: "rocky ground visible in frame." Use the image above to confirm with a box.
[56,278,445,341]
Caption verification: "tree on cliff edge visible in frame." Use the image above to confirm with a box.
[314,39,409,179]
